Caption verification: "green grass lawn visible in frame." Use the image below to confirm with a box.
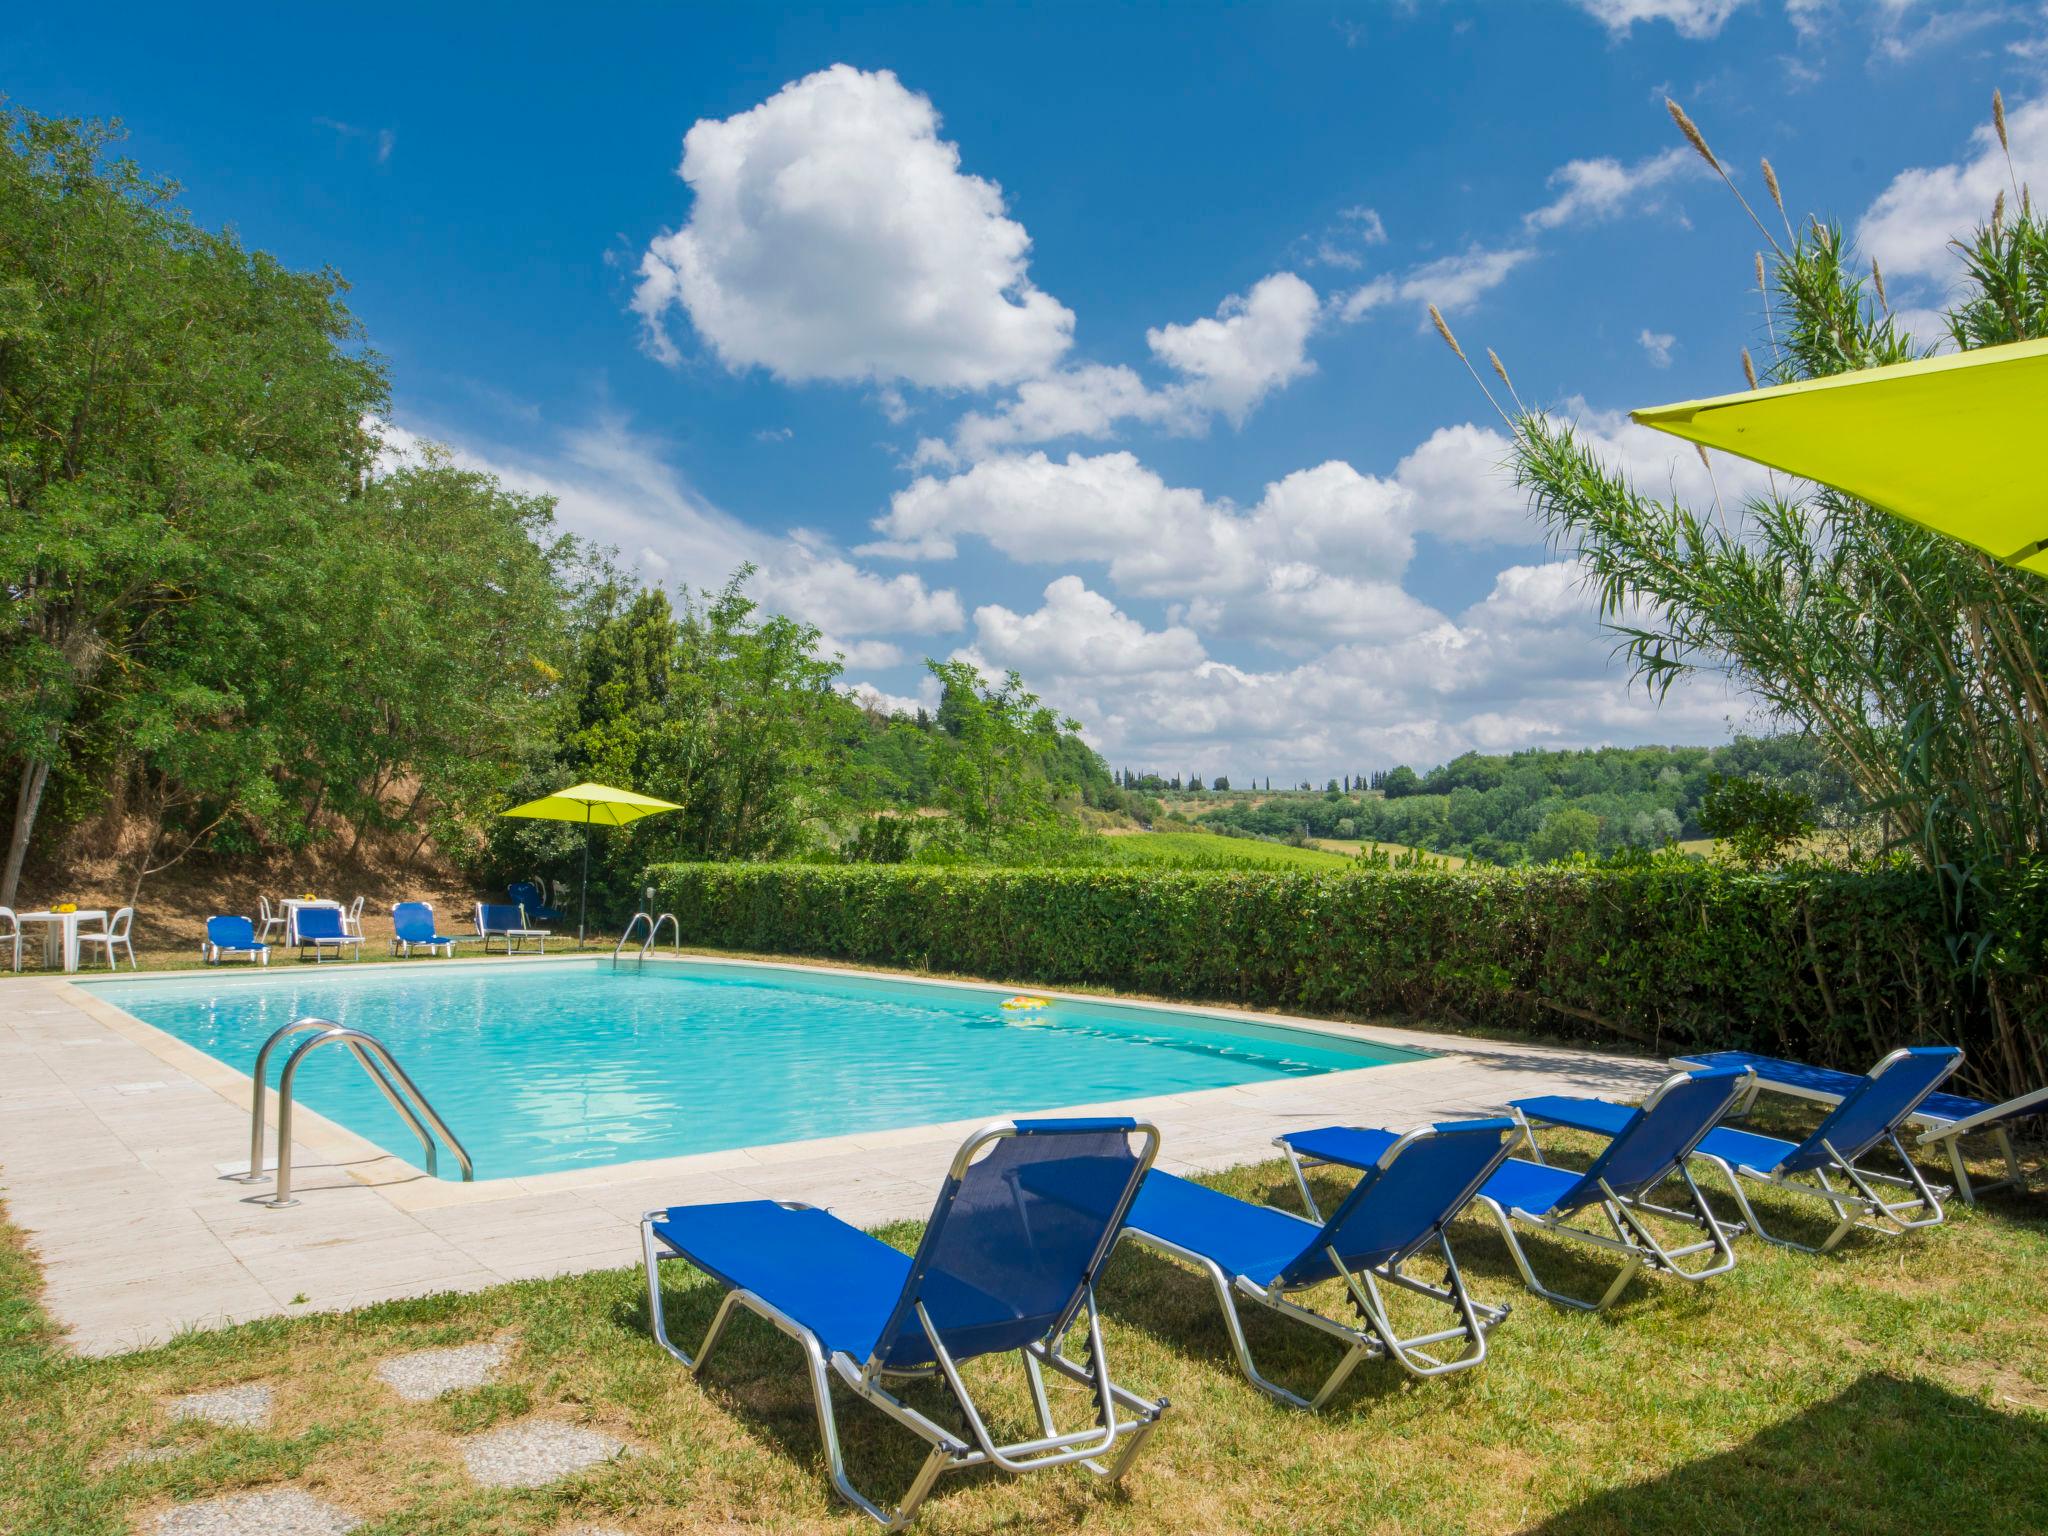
[1104,831,1360,871]
[5,1102,2045,1536]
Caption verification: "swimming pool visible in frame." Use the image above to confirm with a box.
[84,959,1428,1179]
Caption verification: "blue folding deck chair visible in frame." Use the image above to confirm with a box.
[1676,1047,2045,1203]
[641,1118,1167,1530]
[1279,1066,1752,1313]
[1516,1046,1963,1254]
[389,901,457,957]
[507,879,564,924]
[201,914,268,966]
[1116,1118,1516,1410]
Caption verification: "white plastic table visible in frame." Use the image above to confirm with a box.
[15,909,109,972]
[281,898,342,945]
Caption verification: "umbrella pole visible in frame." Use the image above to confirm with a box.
[579,813,591,945]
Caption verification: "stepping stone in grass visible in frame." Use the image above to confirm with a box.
[152,1487,359,1535]
[374,1340,507,1402]
[462,1420,630,1489]
[167,1383,273,1429]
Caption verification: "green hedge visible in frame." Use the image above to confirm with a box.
[646,862,1982,1073]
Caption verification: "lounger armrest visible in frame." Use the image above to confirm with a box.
[1914,1084,2048,1142]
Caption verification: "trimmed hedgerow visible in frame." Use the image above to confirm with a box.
[646,862,1975,1072]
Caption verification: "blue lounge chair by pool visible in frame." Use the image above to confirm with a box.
[1516,1046,1963,1254]
[1279,1066,1752,1313]
[641,1118,1167,1530]
[473,902,549,954]
[1117,1118,1517,1409]
[507,879,564,923]
[1675,1047,2045,1204]
[389,901,457,958]
[294,904,363,963]
[201,914,268,967]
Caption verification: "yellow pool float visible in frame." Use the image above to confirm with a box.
[1000,995,1052,1011]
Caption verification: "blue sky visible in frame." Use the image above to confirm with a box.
[7,1,2045,777]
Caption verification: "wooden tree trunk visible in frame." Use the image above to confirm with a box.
[1,757,52,909]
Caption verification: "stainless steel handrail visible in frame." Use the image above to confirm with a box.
[638,912,679,963]
[613,912,653,967]
[236,1015,474,1208]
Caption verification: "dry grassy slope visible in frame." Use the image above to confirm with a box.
[15,819,493,952]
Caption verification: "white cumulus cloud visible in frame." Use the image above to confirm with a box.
[1144,271,1322,424]
[1525,147,1698,231]
[633,64,1074,388]
[1858,93,2048,288]
[972,577,1208,678]
[1570,0,1754,38]
[936,272,1322,460]
[1336,244,1537,323]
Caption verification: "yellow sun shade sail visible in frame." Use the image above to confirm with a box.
[1631,336,2048,575]
[500,782,682,828]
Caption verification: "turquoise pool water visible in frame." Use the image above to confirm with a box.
[84,960,1426,1178]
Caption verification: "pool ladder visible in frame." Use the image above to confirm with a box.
[234,1017,474,1208]
[612,911,679,970]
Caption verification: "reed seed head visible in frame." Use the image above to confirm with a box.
[1742,348,1759,390]
[1995,89,2009,155]
[1428,304,1467,362]
[1994,189,2006,232]
[1486,348,1513,389]
[1696,443,1713,474]
[1761,158,1784,217]
[1666,99,1718,170]
[1871,259,1888,311]
[1755,251,1767,292]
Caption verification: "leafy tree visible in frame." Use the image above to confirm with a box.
[1529,807,1601,862]
[1700,774,1814,868]
[0,108,385,902]
[1381,765,1422,798]
[925,660,1072,853]
[843,812,919,863]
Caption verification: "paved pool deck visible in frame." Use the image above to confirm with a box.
[0,955,1663,1356]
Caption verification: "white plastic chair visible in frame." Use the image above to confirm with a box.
[0,906,20,973]
[77,907,138,970]
[256,895,286,944]
[344,895,366,937]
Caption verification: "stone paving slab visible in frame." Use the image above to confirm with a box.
[168,1383,272,1428]
[152,1488,359,1535]
[374,1340,507,1401]
[462,1419,630,1488]
[0,963,1664,1355]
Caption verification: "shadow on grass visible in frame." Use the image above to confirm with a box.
[1526,1371,2048,1536]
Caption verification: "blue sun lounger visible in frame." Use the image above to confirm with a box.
[389,901,457,957]
[1675,1048,2044,1203]
[1116,1118,1517,1409]
[201,914,268,966]
[473,902,549,954]
[642,1118,1167,1530]
[1516,1046,1963,1254]
[293,904,363,962]
[1280,1065,1753,1313]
